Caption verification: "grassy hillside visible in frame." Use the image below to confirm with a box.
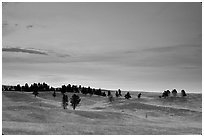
[2,91,202,135]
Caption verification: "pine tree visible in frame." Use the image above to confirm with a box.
[125,92,131,99]
[70,94,81,110]
[172,89,177,97]
[181,90,187,97]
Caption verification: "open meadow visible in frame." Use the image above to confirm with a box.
[2,91,202,135]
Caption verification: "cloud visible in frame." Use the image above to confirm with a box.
[2,46,73,64]
[141,44,201,53]
[103,44,201,69]
[2,22,8,26]
[56,54,71,58]
[26,25,33,29]
[2,47,48,55]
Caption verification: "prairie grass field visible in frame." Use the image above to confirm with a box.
[2,91,202,135]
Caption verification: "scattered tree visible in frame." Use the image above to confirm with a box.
[62,94,68,109]
[70,94,81,110]
[125,92,131,99]
[118,89,122,96]
[181,90,187,97]
[33,89,39,97]
[166,90,171,96]
[172,89,177,97]
[32,83,39,97]
[107,91,111,96]
[138,93,142,98]
[162,90,170,98]
[115,91,119,97]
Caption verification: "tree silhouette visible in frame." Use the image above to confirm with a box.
[70,94,81,110]
[138,93,142,98]
[92,88,96,95]
[95,88,102,96]
[162,90,170,98]
[124,92,131,99]
[181,90,187,97]
[61,85,66,94]
[166,90,170,96]
[101,92,106,97]
[50,87,55,91]
[118,89,122,96]
[62,94,68,109]
[81,87,88,95]
[72,85,78,93]
[88,86,93,96]
[107,91,111,96]
[15,84,21,91]
[67,84,72,92]
[172,89,177,97]
[32,83,39,97]
[115,91,119,97]
[36,82,50,91]
[33,89,39,97]
[78,85,82,90]
[24,83,29,92]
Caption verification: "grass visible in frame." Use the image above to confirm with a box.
[2,91,202,135]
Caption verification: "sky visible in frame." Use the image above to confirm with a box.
[2,2,202,92]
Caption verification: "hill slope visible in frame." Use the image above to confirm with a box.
[2,91,202,135]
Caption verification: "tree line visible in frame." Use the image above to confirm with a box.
[2,83,187,99]
[2,82,120,98]
[2,82,51,92]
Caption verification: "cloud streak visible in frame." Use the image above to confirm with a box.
[2,47,48,55]
[100,44,202,69]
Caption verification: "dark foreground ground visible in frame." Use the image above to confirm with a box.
[2,91,202,135]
